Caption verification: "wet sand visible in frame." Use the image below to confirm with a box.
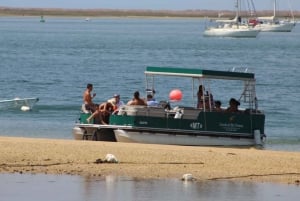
[0,136,299,185]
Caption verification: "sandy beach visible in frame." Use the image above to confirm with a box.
[0,136,299,185]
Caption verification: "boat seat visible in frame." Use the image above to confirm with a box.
[147,107,165,117]
[118,105,166,117]
[118,105,147,116]
[183,108,201,120]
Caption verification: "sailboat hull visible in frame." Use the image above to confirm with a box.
[258,22,295,32]
[203,27,260,38]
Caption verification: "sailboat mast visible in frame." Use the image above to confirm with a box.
[235,0,240,18]
[273,0,277,17]
[247,0,257,17]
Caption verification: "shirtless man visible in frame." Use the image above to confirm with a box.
[127,91,147,106]
[87,102,114,124]
[83,83,97,112]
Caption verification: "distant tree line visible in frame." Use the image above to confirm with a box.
[0,7,299,18]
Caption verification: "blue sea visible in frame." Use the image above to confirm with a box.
[0,16,300,200]
[1,16,299,151]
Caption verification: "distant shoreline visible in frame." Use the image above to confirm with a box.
[1,7,299,19]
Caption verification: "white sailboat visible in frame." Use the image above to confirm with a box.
[256,0,296,32]
[203,0,260,38]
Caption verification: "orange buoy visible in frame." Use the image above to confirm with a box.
[169,89,183,102]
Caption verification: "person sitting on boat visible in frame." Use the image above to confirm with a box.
[214,100,223,112]
[225,98,240,113]
[197,85,214,110]
[127,91,147,106]
[83,83,97,113]
[107,94,124,112]
[146,94,159,107]
[87,102,114,124]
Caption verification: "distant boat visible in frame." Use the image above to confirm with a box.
[0,97,39,111]
[256,0,296,32]
[203,22,260,38]
[203,0,260,38]
[40,15,45,23]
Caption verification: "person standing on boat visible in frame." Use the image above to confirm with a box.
[127,91,147,106]
[197,85,214,110]
[83,83,97,112]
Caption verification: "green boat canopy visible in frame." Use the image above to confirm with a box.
[145,66,255,81]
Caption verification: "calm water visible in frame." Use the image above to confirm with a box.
[0,16,299,151]
[0,16,300,201]
[0,174,299,201]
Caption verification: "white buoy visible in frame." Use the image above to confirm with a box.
[20,106,31,111]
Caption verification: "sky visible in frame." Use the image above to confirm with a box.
[1,0,299,11]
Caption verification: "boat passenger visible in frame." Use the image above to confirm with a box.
[83,83,97,112]
[225,98,240,113]
[197,85,214,110]
[127,91,147,106]
[146,94,159,107]
[87,102,114,124]
[214,100,223,112]
[107,94,124,112]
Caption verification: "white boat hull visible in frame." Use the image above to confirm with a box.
[258,22,295,32]
[0,97,39,110]
[114,129,260,146]
[203,27,260,38]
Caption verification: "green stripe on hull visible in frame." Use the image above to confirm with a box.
[109,112,265,135]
